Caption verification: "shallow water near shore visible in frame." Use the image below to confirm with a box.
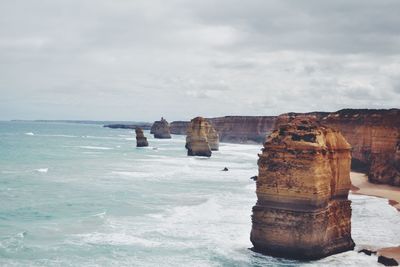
[1,121,399,266]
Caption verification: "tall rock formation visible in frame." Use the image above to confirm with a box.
[170,121,190,135]
[251,117,355,260]
[209,116,276,143]
[185,117,219,157]
[151,117,171,139]
[135,127,149,147]
[207,126,219,151]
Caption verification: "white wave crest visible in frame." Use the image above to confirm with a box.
[77,146,113,150]
[35,168,48,173]
[75,232,161,247]
[24,132,34,136]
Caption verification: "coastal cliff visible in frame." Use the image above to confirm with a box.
[322,109,400,186]
[171,116,275,143]
[277,109,400,187]
[135,127,149,147]
[151,117,171,139]
[185,117,218,157]
[170,121,189,135]
[251,117,354,260]
[209,116,275,143]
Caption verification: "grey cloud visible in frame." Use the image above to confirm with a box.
[0,0,399,120]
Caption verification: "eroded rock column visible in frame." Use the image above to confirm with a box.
[185,117,219,157]
[151,117,171,139]
[250,117,355,260]
[135,127,149,147]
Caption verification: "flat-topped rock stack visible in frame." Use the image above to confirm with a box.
[135,127,149,147]
[251,117,355,260]
[185,117,219,157]
[151,117,171,139]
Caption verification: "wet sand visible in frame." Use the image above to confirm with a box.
[350,172,400,211]
[377,247,400,263]
[351,172,400,263]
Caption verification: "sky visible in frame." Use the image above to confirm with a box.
[1,0,400,121]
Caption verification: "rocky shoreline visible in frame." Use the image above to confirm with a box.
[104,108,400,188]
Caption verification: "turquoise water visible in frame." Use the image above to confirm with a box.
[0,122,399,266]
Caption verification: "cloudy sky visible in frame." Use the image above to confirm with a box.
[1,0,399,121]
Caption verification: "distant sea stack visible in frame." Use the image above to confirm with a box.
[207,126,219,151]
[135,127,148,147]
[251,117,355,260]
[277,109,400,187]
[185,117,219,157]
[151,117,171,139]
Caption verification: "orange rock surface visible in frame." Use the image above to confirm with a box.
[250,117,355,260]
[185,117,219,157]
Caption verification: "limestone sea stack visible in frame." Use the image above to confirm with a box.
[251,117,355,260]
[151,117,171,139]
[185,117,219,157]
[135,127,148,147]
[207,126,219,151]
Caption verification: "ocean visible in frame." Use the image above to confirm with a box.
[0,121,399,266]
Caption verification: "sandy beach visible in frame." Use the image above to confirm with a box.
[350,172,400,211]
[351,172,400,263]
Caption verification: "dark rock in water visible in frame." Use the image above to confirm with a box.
[135,127,149,147]
[378,256,399,266]
[358,249,376,256]
[250,176,258,181]
[151,117,171,139]
[222,167,228,171]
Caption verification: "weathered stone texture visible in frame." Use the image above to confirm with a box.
[251,117,355,260]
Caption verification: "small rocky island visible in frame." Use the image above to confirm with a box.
[135,127,148,147]
[151,117,171,139]
[185,117,219,157]
[251,117,355,260]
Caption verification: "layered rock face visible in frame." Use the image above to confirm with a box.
[321,109,400,186]
[135,128,149,147]
[251,118,355,260]
[185,117,219,157]
[277,109,400,186]
[207,126,219,151]
[170,116,275,144]
[151,117,171,139]
[209,116,276,143]
[170,121,190,135]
